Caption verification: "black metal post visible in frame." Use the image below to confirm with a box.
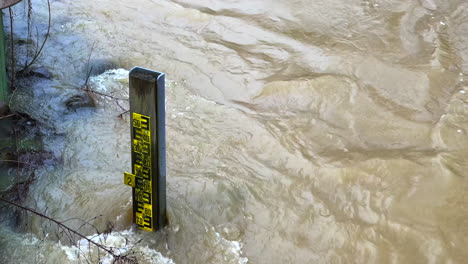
[124,67,166,231]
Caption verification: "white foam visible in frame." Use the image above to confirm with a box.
[89,69,130,93]
[213,229,249,264]
[61,229,175,264]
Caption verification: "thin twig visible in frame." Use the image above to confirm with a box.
[0,198,117,257]
[34,26,39,57]
[9,7,15,90]
[0,198,139,263]
[83,87,130,116]
[83,42,96,87]
[25,0,33,66]
[84,66,93,87]
[12,126,23,200]
[0,159,39,167]
[115,99,128,112]
[82,87,128,101]
[118,110,130,118]
[80,42,130,116]
[61,215,102,234]
[23,0,51,70]
[0,114,15,120]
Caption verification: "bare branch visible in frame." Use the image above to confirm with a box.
[22,0,51,71]
[82,87,128,101]
[83,42,96,88]
[1,198,112,254]
[0,159,39,167]
[0,113,15,120]
[9,7,16,90]
[0,198,139,263]
[25,0,33,66]
[118,110,130,118]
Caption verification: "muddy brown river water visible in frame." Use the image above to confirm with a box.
[1,0,468,263]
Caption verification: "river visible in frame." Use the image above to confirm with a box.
[1,0,467,263]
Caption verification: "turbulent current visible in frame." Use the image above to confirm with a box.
[1,0,468,263]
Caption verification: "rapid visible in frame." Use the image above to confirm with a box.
[1,0,468,263]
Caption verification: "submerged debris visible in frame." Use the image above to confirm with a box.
[64,93,95,111]
[0,101,10,116]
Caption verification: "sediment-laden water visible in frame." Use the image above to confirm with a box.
[1,0,467,263]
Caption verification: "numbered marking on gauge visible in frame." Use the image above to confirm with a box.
[125,112,154,231]
[124,172,135,188]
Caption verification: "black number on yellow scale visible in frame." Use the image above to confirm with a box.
[124,172,135,187]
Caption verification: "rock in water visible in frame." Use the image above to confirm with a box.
[31,66,52,79]
[0,101,10,116]
[64,93,95,111]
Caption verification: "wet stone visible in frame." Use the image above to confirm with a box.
[15,38,34,46]
[0,101,10,116]
[16,66,52,79]
[64,93,95,111]
[30,66,52,79]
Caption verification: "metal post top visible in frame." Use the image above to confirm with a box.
[130,67,165,82]
[1,0,23,9]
